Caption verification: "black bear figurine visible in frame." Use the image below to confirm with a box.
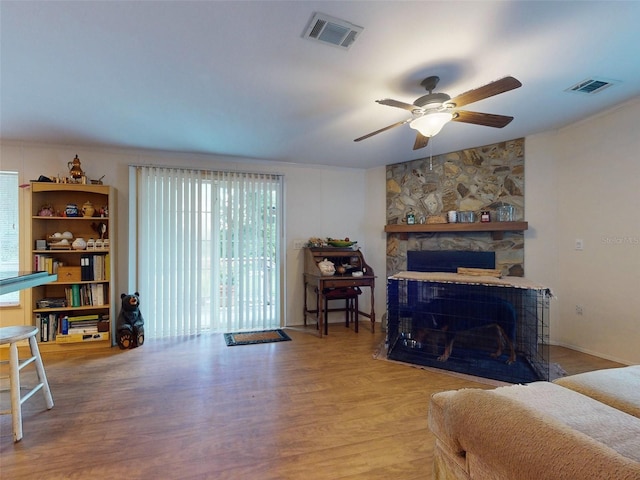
[116,292,145,349]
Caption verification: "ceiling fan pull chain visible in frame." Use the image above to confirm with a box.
[429,141,433,171]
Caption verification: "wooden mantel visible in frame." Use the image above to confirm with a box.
[384,221,528,240]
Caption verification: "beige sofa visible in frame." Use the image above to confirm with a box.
[428,365,640,480]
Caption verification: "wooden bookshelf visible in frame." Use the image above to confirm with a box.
[30,182,116,348]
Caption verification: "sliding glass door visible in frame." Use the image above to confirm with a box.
[130,166,283,338]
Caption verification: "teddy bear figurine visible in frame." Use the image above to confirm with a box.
[116,292,145,349]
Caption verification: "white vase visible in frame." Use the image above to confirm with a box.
[72,237,87,250]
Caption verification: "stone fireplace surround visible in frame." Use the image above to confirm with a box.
[386,138,525,277]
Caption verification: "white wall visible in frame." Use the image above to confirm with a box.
[3,98,638,362]
[0,143,378,331]
[526,98,640,364]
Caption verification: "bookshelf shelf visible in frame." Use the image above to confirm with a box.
[30,182,116,347]
[34,304,112,313]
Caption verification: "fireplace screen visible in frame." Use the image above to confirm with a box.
[387,276,550,383]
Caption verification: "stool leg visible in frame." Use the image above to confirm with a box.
[29,336,54,410]
[9,341,23,442]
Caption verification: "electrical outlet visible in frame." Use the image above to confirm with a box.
[575,239,584,250]
[575,305,583,315]
[293,239,306,250]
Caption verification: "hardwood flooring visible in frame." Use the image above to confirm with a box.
[0,326,624,479]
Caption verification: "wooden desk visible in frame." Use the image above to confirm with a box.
[302,247,376,337]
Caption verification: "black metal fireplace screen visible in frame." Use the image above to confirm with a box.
[386,252,550,383]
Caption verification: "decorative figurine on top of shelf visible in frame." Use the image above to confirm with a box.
[116,292,145,349]
[64,203,80,217]
[38,204,54,216]
[81,201,95,217]
[68,155,84,181]
[91,222,107,240]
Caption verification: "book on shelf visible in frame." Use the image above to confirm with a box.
[37,313,49,342]
[81,255,91,281]
[94,255,104,281]
[71,284,81,307]
[67,313,101,322]
[36,297,67,309]
[56,332,109,343]
[80,254,107,281]
[37,312,60,342]
[67,326,99,335]
[34,255,64,274]
[105,253,110,281]
[61,316,69,335]
[62,284,106,307]
[91,283,105,306]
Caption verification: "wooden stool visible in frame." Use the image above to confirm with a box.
[323,287,362,335]
[0,326,54,442]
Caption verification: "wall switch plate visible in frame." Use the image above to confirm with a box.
[575,239,584,250]
[293,239,306,250]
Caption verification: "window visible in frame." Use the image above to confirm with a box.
[0,171,20,306]
[130,166,283,338]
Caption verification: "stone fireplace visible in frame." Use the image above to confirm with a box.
[383,138,552,383]
[386,138,525,277]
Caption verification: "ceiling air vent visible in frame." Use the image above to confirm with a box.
[303,13,363,50]
[566,77,619,95]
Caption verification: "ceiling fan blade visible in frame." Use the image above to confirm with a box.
[449,76,522,108]
[452,110,514,128]
[354,119,410,142]
[413,132,429,150]
[376,98,417,112]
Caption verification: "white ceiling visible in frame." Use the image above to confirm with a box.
[2,1,640,169]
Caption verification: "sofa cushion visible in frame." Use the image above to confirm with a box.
[492,382,640,461]
[429,382,640,479]
[554,365,640,418]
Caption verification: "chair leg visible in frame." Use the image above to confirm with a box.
[345,298,351,328]
[354,295,359,333]
[29,336,54,410]
[324,297,329,336]
[8,341,23,442]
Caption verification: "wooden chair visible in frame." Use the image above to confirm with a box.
[323,287,362,335]
[0,326,54,442]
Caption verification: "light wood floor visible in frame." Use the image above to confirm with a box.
[0,326,624,479]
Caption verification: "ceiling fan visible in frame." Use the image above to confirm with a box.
[354,75,522,150]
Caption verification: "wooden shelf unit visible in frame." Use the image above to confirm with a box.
[30,182,116,348]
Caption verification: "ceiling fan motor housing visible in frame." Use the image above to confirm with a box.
[413,92,452,111]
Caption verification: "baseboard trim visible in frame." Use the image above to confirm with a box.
[546,340,632,366]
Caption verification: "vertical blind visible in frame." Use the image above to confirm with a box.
[131,166,283,338]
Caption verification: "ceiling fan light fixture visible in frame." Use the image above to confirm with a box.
[409,111,453,137]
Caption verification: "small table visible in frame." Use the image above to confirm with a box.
[0,271,57,296]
